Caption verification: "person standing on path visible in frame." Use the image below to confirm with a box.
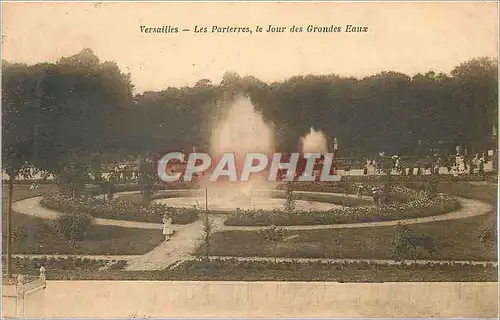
[162,214,174,241]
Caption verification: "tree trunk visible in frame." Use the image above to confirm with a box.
[6,177,14,277]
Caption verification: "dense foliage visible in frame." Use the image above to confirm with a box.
[53,212,95,242]
[258,225,288,242]
[2,50,497,183]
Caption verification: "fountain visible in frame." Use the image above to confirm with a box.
[301,127,328,154]
[153,95,343,212]
[199,94,277,209]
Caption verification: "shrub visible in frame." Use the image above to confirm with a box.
[108,260,128,270]
[201,216,213,258]
[52,212,95,242]
[258,225,288,242]
[392,223,436,263]
[479,215,497,248]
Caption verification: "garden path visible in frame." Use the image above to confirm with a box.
[13,195,493,232]
[11,193,494,271]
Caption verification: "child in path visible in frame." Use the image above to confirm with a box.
[162,215,174,241]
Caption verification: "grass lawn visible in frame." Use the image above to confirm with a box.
[2,184,164,255]
[12,258,497,282]
[199,181,497,262]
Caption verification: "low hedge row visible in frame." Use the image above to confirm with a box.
[2,256,127,272]
[6,257,495,281]
[41,192,199,224]
[183,257,497,272]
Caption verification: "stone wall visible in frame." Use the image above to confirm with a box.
[2,274,46,318]
[43,281,498,318]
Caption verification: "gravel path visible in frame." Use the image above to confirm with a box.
[12,196,162,230]
[125,215,226,271]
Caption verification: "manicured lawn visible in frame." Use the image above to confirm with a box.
[199,181,497,262]
[13,258,497,282]
[2,184,164,255]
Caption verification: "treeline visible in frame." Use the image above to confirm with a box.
[2,49,498,178]
[130,54,499,156]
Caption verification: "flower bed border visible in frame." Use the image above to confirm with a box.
[224,186,461,226]
[41,193,200,224]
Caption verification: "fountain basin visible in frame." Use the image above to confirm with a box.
[153,196,342,212]
[149,189,371,212]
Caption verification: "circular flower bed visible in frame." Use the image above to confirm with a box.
[41,192,199,224]
[224,186,460,226]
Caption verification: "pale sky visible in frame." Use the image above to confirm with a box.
[2,2,498,93]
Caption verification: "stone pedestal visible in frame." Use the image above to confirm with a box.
[2,267,46,318]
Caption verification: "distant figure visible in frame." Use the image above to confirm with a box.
[372,187,380,206]
[357,184,364,200]
[363,164,368,175]
[391,155,399,171]
[377,159,383,173]
[162,215,174,241]
[458,156,466,173]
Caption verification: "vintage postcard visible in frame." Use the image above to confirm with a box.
[1,1,498,318]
